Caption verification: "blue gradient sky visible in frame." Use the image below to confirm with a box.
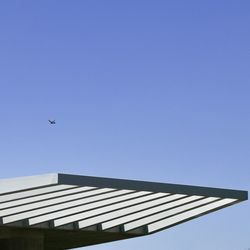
[0,1,249,249]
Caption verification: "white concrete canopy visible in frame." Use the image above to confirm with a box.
[0,173,247,250]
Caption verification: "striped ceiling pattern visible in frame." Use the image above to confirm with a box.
[0,174,247,239]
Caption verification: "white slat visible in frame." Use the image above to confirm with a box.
[28,189,135,225]
[124,197,220,231]
[0,186,96,209]
[0,188,114,218]
[101,195,201,230]
[53,191,166,227]
[79,194,187,229]
[0,185,77,203]
[147,198,237,233]
[3,189,137,224]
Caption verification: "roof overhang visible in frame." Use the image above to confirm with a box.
[0,173,247,249]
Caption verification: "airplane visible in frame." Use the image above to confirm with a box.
[48,120,56,124]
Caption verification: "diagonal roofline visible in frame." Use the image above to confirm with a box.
[58,173,248,201]
[0,173,247,201]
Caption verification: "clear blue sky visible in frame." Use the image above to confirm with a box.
[0,1,249,249]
